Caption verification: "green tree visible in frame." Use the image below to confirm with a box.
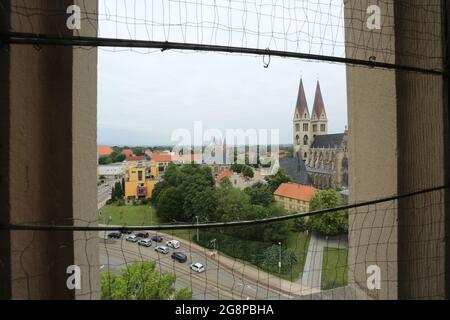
[215,184,251,222]
[308,189,348,236]
[156,186,185,222]
[245,182,274,207]
[153,164,216,222]
[260,245,297,274]
[151,181,167,206]
[132,147,145,156]
[110,151,125,163]
[99,156,112,165]
[230,163,246,173]
[164,162,180,186]
[181,170,216,221]
[264,168,292,192]
[218,176,232,188]
[114,181,123,199]
[292,217,309,232]
[100,261,192,300]
[111,186,116,201]
[187,188,218,222]
[242,166,254,178]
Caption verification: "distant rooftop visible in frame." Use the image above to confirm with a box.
[274,183,317,202]
[311,133,345,149]
[97,145,113,156]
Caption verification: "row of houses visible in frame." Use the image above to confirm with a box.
[98,145,319,211]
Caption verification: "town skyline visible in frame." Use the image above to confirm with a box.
[98,52,348,146]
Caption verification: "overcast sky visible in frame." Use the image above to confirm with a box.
[97,0,347,146]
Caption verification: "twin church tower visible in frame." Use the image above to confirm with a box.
[291,78,348,190]
[293,79,328,162]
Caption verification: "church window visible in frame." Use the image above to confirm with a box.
[303,135,309,146]
[320,124,326,132]
[296,135,300,145]
[303,123,309,131]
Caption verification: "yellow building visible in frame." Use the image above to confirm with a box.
[274,183,317,213]
[124,163,159,201]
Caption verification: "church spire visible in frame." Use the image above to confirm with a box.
[312,81,327,119]
[295,79,309,117]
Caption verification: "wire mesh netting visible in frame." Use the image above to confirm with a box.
[3,186,447,300]
[0,0,448,301]
[1,0,444,74]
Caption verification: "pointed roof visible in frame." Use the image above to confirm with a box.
[295,79,309,117]
[312,81,326,119]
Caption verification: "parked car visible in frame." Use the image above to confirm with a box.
[151,234,163,242]
[166,240,180,249]
[135,232,149,238]
[121,230,133,235]
[154,245,169,254]
[171,252,187,263]
[138,239,152,247]
[125,234,138,242]
[107,231,121,239]
[190,262,205,273]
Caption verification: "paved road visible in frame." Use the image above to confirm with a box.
[299,233,348,290]
[99,236,286,300]
[97,179,120,209]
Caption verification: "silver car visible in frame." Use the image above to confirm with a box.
[138,239,152,247]
[154,245,169,254]
[125,234,138,242]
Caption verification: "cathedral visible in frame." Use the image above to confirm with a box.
[292,79,349,190]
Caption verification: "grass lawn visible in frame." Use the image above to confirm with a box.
[280,231,310,281]
[321,247,348,290]
[99,204,196,241]
[99,205,159,226]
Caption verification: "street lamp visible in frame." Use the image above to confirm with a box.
[195,216,199,242]
[278,242,282,274]
[211,238,217,253]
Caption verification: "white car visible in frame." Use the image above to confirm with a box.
[138,239,152,247]
[166,240,180,249]
[190,262,205,273]
[125,234,138,242]
[154,245,170,254]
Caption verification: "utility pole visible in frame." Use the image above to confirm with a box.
[278,242,282,274]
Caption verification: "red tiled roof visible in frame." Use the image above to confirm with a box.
[151,153,172,163]
[97,145,113,156]
[172,154,203,163]
[122,149,133,157]
[274,183,317,202]
[215,170,233,185]
[128,155,146,161]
